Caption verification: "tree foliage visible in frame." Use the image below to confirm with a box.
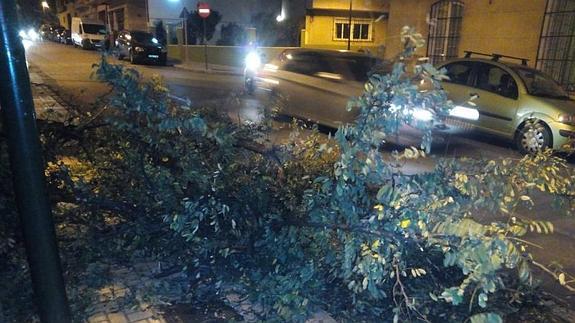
[250,12,301,46]
[186,9,222,44]
[216,22,247,46]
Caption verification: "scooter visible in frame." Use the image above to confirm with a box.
[244,51,261,95]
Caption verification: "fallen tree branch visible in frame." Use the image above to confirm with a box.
[531,260,575,292]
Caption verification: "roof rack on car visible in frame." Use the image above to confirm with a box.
[463,51,529,66]
[463,51,492,58]
[491,53,529,66]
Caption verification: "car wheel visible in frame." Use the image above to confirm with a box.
[516,120,552,154]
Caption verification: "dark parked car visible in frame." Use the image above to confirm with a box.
[39,24,52,40]
[48,26,65,42]
[115,30,167,65]
[57,29,72,45]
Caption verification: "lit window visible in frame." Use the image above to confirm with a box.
[426,1,464,64]
[536,0,575,90]
[333,18,372,41]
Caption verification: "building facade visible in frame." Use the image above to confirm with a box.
[57,0,147,32]
[302,0,575,89]
[302,0,389,51]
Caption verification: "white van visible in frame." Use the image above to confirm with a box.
[71,17,106,49]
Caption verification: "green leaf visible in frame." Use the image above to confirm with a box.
[469,312,502,323]
[478,292,488,308]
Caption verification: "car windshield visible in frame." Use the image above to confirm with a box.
[512,66,570,100]
[131,32,157,44]
[82,24,106,35]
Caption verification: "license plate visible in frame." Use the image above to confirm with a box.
[148,54,159,58]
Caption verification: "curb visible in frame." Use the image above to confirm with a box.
[171,62,243,76]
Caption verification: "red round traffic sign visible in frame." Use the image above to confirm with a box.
[198,2,211,18]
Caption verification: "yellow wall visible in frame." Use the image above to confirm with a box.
[385,0,434,59]
[385,0,547,66]
[303,15,387,51]
[457,0,546,67]
[312,0,387,11]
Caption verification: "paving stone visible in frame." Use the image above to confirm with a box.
[126,311,153,322]
[87,312,110,323]
[107,313,129,323]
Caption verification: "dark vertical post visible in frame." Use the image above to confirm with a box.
[203,18,208,71]
[347,0,352,50]
[0,1,71,322]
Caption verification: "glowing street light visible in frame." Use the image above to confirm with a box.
[41,1,49,9]
[276,14,285,22]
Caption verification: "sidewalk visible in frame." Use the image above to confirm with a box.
[29,73,177,323]
[30,70,69,122]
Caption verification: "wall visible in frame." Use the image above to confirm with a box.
[303,15,387,51]
[385,0,434,59]
[167,45,298,67]
[457,0,546,67]
[125,1,147,31]
[312,0,387,11]
[385,0,547,66]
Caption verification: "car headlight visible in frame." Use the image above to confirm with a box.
[134,46,145,53]
[245,51,261,72]
[558,114,575,126]
[411,108,434,122]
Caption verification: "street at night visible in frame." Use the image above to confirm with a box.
[2,1,575,322]
[27,41,536,166]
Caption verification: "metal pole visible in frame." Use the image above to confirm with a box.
[0,1,71,322]
[347,0,352,50]
[203,18,208,71]
[145,0,150,32]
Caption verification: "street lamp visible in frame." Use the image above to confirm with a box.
[276,0,286,22]
[41,1,49,13]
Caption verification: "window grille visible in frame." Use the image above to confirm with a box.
[536,0,575,90]
[427,1,464,64]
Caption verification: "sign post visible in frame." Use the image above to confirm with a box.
[198,2,211,72]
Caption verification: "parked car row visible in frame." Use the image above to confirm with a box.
[38,21,167,66]
[39,24,71,44]
[245,49,575,154]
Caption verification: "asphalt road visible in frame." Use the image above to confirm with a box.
[26,41,575,305]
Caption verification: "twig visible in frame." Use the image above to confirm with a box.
[531,260,575,292]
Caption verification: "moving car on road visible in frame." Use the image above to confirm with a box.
[244,48,456,146]
[115,30,167,66]
[438,52,575,154]
[245,49,388,129]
